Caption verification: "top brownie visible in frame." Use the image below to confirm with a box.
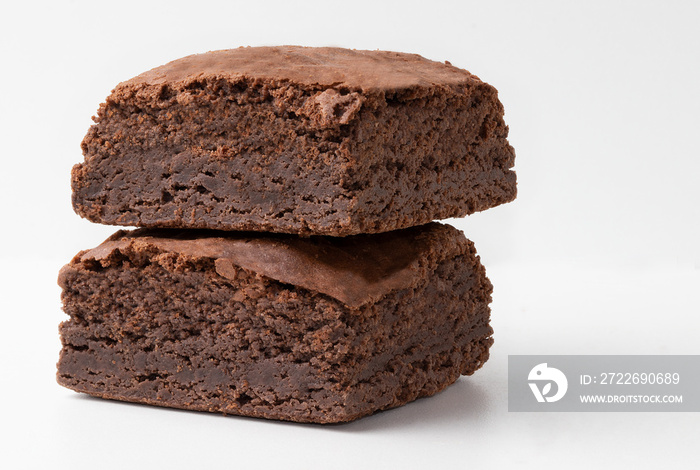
[73,46,516,236]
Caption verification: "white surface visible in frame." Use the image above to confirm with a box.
[1,1,699,468]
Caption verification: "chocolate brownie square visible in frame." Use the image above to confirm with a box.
[72,46,516,236]
[56,223,493,423]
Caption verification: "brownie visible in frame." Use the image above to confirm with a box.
[72,46,516,236]
[56,223,494,423]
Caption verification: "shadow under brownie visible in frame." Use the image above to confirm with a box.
[56,223,493,423]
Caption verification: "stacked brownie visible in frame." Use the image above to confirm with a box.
[57,46,516,423]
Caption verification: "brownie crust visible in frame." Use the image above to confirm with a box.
[72,46,516,236]
[56,223,494,423]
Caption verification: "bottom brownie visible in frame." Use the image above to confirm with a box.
[57,223,493,423]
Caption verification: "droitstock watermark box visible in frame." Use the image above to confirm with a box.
[508,356,700,412]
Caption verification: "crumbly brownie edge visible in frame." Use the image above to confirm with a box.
[346,80,516,233]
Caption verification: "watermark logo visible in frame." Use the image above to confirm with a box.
[528,363,568,403]
[510,355,696,412]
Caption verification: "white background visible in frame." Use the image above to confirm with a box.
[1,1,698,468]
